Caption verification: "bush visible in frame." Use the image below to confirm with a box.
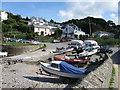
[36,36,53,42]
[94,38,120,45]
[15,34,27,39]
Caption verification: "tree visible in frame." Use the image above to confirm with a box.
[26,33,36,39]
[13,15,22,21]
[107,20,116,27]
[3,18,16,24]
[50,19,54,23]
[25,17,30,20]
[2,24,13,32]
[17,23,32,33]
[53,28,62,38]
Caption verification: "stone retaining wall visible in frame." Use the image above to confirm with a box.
[73,55,113,88]
[2,45,43,56]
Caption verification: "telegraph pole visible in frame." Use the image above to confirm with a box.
[89,18,92,37]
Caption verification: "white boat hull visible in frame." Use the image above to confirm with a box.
[40,62,86,78]
[79,49,98,57]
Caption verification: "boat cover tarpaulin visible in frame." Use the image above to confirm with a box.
[60,61,87,74]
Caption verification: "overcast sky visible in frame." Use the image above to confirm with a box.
[1,0,119,25]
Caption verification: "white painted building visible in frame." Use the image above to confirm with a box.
[28,17,47,25]
[28,17,61,36]
[94,31,110,37]
[33,25,54,36]
[61,23,85,39]
[0,11,8,21]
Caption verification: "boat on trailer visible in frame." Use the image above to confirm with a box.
[40,61,88,78]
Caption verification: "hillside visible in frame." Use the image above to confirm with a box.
[1,12,120,39]
[1,12,36,39]
[62,17,120,35]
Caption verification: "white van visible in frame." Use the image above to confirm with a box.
[84,40,100,49]
[0,51,8,57]
[69,40,84,49]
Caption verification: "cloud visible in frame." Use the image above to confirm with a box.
[59,0,119,24]
[59,10,74,20]
[110,13,118,25]
[110,14,116,18]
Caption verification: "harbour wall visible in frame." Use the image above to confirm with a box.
[2,45,43,56]
[73,55,113,88]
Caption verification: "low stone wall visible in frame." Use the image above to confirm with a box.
[2,45,43,56]
[73,55,113,88]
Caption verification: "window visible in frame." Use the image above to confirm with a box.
[66,28,68,32]
[51,63,59,68]
[41,31,44,35]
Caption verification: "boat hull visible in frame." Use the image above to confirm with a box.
[40,62,86,78]
[54,57,89,64]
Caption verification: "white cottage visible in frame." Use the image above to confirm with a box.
[94,31,114,38]
[28,17,61,36]
[28,17,47,25]
[0,11,8,21]
[61,23,85,39]
[33,25,54,36]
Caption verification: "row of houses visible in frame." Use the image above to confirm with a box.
[28,16,87,38]
[28,17,116,39]
[1,11,118,39]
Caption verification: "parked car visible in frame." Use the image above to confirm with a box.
[52,40,60,43]
[0,51,8,57]
[69,40,84,49]
[60,39,67,42]
[84,40,100,49]
[19,40,28,43]
[26,40,34,43]
[8,39,19,42]
[31,41,40,44]
[67,39,72,41]
[100,46,113,54]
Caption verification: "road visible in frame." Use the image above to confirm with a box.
[9,42,69,61]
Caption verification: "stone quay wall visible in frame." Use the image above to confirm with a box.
[73,55,113,88]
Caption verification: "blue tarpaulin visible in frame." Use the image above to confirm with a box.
[60,61,87,74]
